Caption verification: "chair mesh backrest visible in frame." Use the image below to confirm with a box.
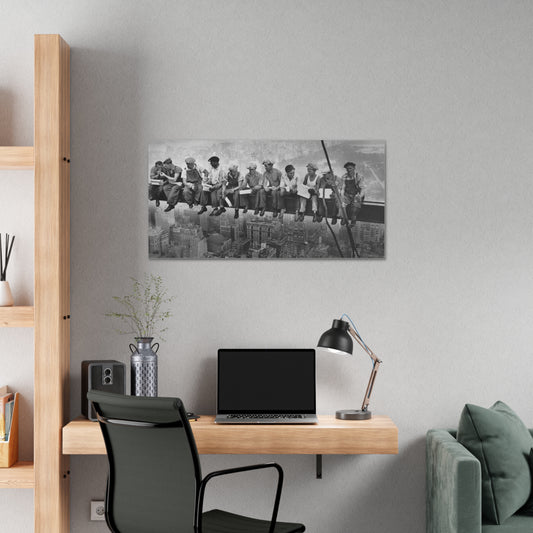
[87,391,202,533]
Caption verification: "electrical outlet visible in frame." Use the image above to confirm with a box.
[90,501,106,521]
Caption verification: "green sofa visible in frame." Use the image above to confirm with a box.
[426,429,533,533]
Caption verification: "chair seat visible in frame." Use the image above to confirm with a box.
[203,509,306,533]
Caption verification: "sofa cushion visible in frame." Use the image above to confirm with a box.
[518,449,533,515]
[457,402,533,525]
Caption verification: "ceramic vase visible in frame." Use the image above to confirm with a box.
[0,281,14,307]
[129,337,158,397]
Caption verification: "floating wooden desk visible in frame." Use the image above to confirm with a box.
[63,415,398,455]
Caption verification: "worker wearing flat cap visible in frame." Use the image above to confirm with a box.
[221,164,247,219]
[262,160,283,218]
[199,156,226,216]
[182,157,205,208]
[279,164,299,222]
[149,160,165,207]
[340,161,366,226]
[161,158,182,181]
[296,163,320,222]
[243,163,267,216]
[317,170,343,224]
[159,158,184,213]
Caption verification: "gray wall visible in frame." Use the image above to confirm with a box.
[1,1,533,531]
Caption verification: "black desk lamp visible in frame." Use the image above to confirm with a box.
[317,315,382,420]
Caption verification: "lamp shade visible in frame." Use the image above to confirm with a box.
[317,319,353,356]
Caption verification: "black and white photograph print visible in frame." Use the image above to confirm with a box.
[148,140,385,259]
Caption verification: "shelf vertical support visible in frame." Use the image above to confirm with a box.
[34,34,70,533]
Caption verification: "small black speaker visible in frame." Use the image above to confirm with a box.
[82,360,126,421]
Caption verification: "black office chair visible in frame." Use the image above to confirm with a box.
[87,390,306,533]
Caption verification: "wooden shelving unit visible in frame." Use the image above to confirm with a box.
[0,307,35,327]
[0,34,70,533]
[0,461,35,488]
[0,146,35,170]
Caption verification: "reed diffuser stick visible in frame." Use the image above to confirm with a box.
[0,233,15,281]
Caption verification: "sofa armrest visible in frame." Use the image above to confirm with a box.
[426,429,481,533]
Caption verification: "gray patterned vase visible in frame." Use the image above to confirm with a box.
[129,337,159,397]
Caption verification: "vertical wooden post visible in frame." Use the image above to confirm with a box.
[34,34,70,533]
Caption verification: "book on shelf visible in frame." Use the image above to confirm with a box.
[0,387,14,441]
[5,398,14,441]
[0,389,19,467]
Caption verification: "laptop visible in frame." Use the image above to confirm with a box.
[215,349,318,424]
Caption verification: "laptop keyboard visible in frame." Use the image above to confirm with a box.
[227,414,304,420]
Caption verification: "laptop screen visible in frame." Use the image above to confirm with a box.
[217,349,316,414]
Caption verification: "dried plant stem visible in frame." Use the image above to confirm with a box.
[0,234,15,281]
[105,274,174,340]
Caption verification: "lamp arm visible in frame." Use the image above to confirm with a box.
[360,359,381,412]
[348,326,382,412]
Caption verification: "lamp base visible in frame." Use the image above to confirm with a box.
[336,409,372,420]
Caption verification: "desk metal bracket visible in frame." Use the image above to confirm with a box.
[316,454,322,479]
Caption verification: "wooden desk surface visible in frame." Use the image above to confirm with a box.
[63,415,398,455]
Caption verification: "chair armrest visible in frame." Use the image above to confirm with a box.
[426,429,481,533]
[196,462,283,533]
